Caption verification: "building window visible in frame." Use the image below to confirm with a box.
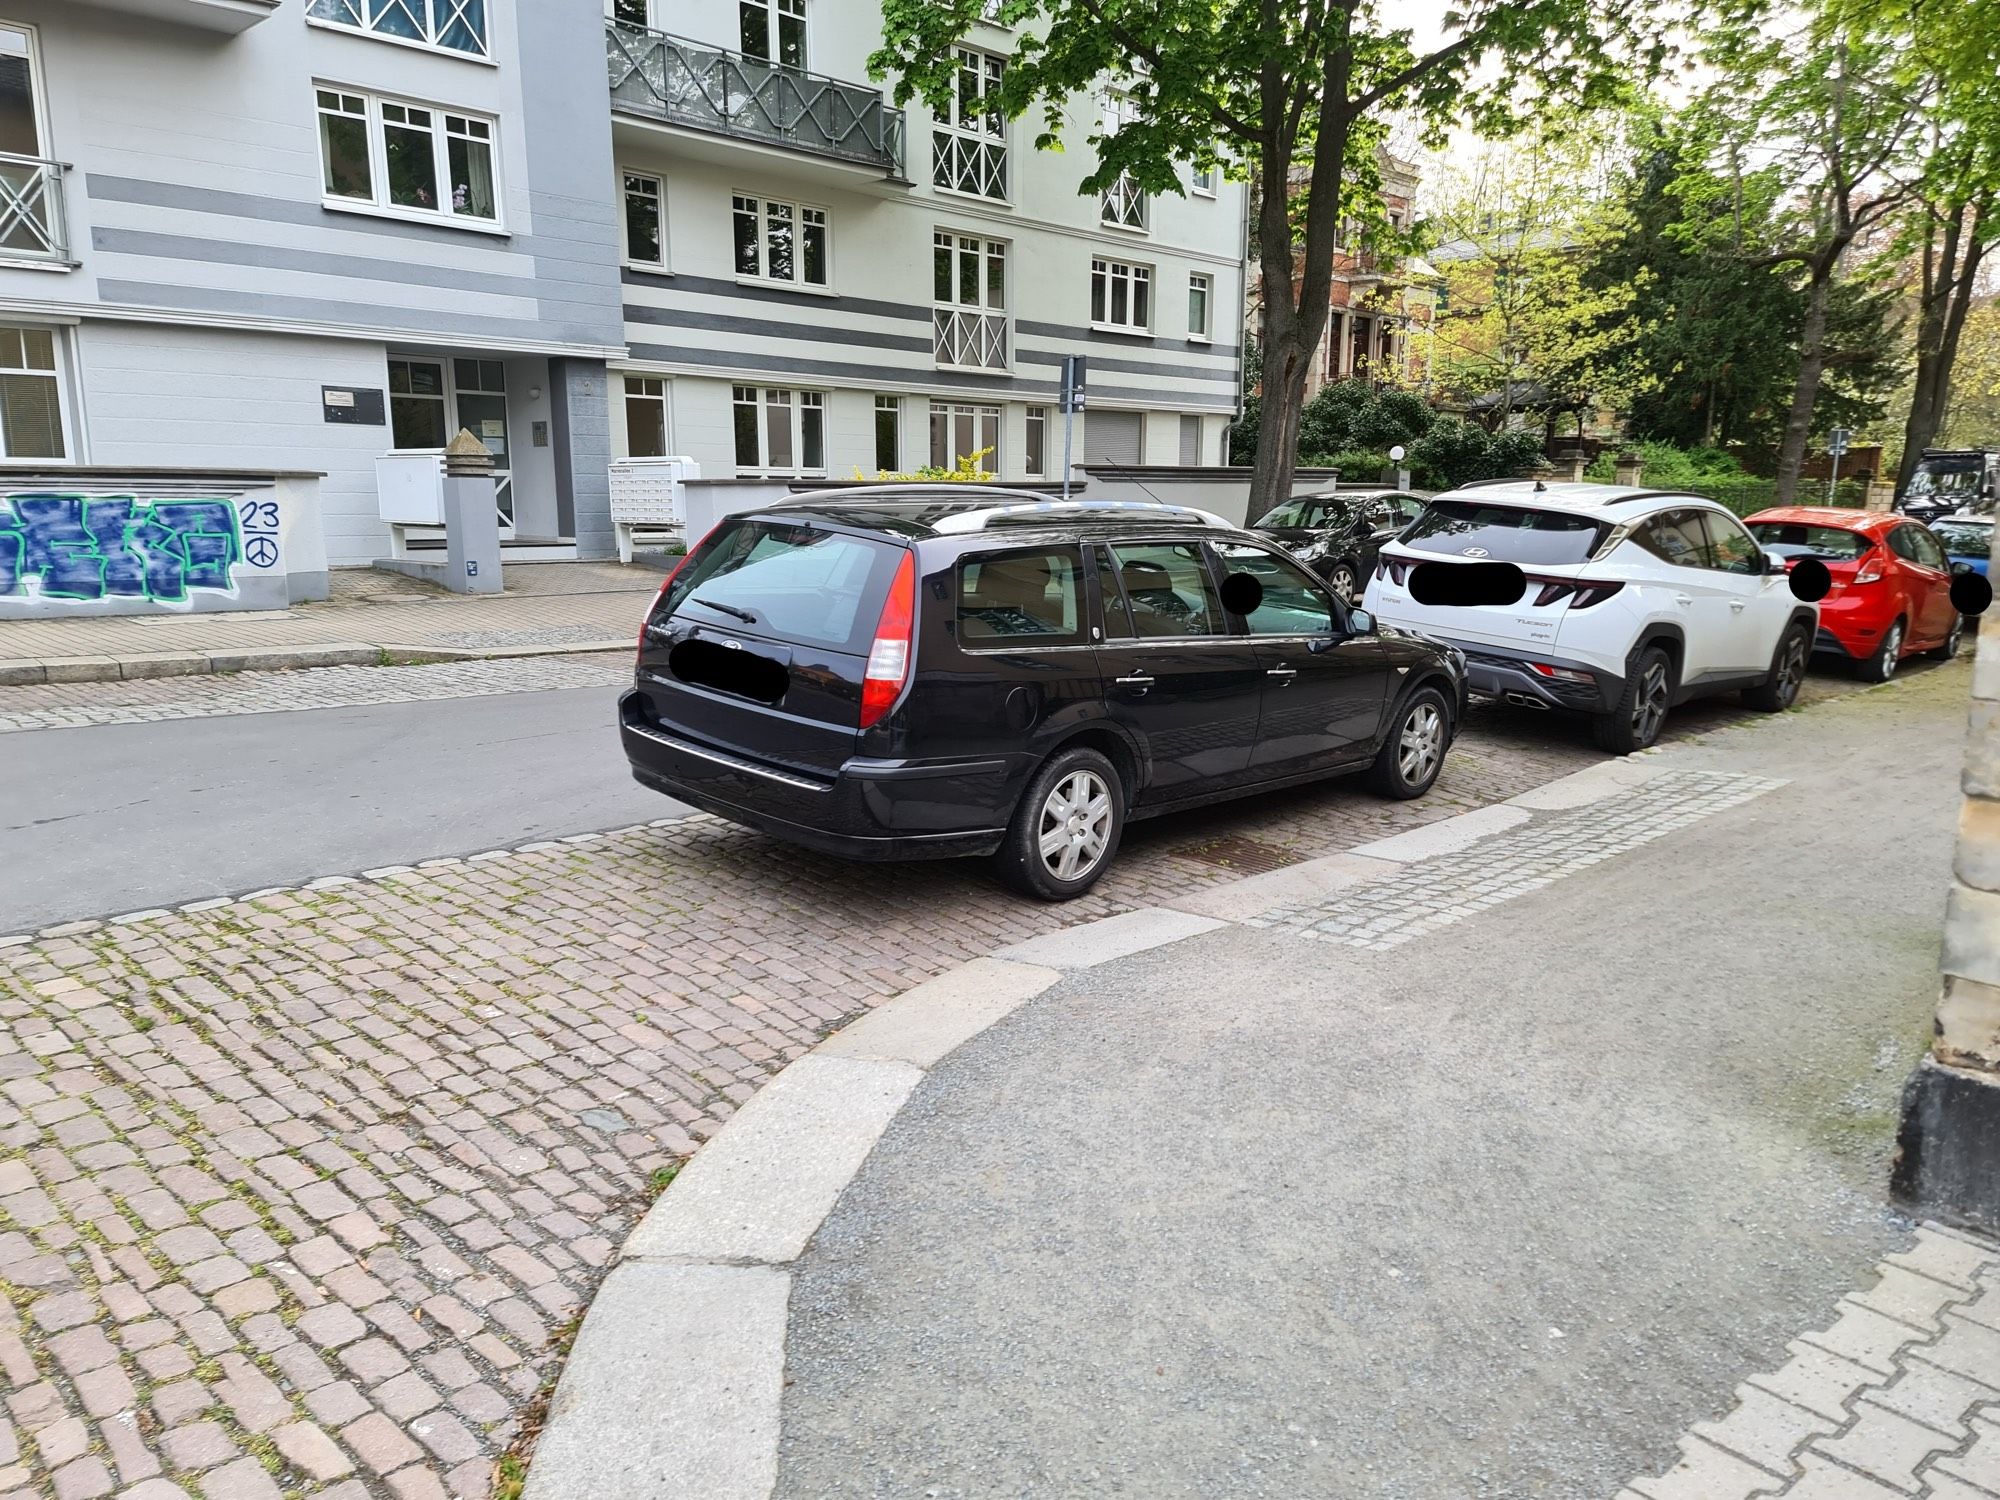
[733,385,825,475]
[623,172,664,268]
[610,0,649,27]
[933,47,1006,200]
[1090,257,1151,334]
[1100,93,1146,230]
[1024,405,1048,478]
[1191,161,1216,196]
[387,358,449,449]
[1188,273,1212,341]
[740,0,805,68]
[930,401,999,472]
[0,326,64,458]
[316,87,498,225]
[874,395,900,472]
[933,230,1007,370]
[732,194,829,288]
[626,376,669,457]
[306,0,489,59]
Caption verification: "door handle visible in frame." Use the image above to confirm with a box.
[1673,593,1694,606]
[1266,666,1297,684]
[1729,599,1747,612]
[1115,674,1154,696]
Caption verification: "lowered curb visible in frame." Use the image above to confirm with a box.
[520,753,1689,1500]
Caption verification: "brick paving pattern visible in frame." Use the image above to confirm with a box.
[1247,768,1789,950]
[0,659,626,735]
[1623,1225,2000,1499]
[0,658,1956,1498]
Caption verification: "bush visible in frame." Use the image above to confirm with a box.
[1298,380,1434,462]
[1407,419,1545,491]
[1301,448,1396,481]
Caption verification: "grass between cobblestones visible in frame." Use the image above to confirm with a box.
[0,662,1957,1500]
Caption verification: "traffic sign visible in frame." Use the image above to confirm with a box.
[1060,354,1088,414]
[1827,426,1851,457]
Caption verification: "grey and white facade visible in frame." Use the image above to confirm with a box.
[0,0,1244,581]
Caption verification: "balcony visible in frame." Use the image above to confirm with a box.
[0,156,73,269]
[607,22,905,178]
[70,0,276,32]
[933,309,1008,371]
[1101,173,1146,231]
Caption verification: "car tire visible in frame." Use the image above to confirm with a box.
[1927,615,1965,661]
[1323,559,1358,601]
[991,746,1124,901]
[1860,617,1905,682]
[1743,621,1810,712]
[1592,646,1672,755]
[1364,685,1452,799]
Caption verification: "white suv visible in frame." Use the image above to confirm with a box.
[1361,481,1817,753]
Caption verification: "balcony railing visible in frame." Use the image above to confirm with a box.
[1101,172,1146,230]
[607,22,905,177]
[933,309,1008,371]
[0,155,72,267]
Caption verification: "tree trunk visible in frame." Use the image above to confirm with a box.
[1899,206,1990,487]
[1774,271,1833,504]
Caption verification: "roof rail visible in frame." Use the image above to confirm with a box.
[930,498,1231,534]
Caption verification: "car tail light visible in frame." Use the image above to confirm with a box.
[637,528,712,658]
[1854,550,1884,585]
[1566,581,1626,610]
[1376,555,1414,586]
[1533,581,1574,608]
[1527,661,1595,685]
[860,550,916,730]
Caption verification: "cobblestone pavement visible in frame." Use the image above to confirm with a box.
[0,659,626,735]
[1624,1225,2000,1499]
[0,659,1961,1500]
[1249,768,1789,950]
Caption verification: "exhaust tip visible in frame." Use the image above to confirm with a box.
[1503,692,1552,710]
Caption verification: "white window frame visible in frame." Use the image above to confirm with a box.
[1090,257,1152,335]
[732,385,826,477]
[0,323,72,461]
[739,0,807,68]
[1099,92,1147,232]
[932,47,1008,202]
[623,375,671,458]
[874,394,900,473]
[1187,272,1213,343]
[305,0,492,64]
[929,401,1001,473]
[1024,405,1048,478]
[607,0,651,28]
[1191,160,1217,197]
[932,229,1008,372]
[622,171,666,270]
[731,193,831,290]
[315,84,503,233]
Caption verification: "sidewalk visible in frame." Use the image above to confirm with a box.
[527,661,1991,1500]
[0,561,662,684]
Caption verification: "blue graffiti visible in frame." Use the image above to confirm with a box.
[0,495,243,602]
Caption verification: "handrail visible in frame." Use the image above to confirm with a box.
[606,22,905,177]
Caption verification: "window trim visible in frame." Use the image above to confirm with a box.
[928,399,1002,473]
[931,46,1009,203]
[1190,161,1218,197]
[621,169,667,272]
[1208,540,1342,640]
[1098,91,1148,234]
[623,374,671,458]
[314,83,504,233]
[1096,537,1233,643]
[731,384,827,478]
[738,0,808,69]
[954,545,1089,652]
[731,191,832,291]
[1024,404,1049,479]
[305,0,495,63]
[0,323,74,463]
[1090,256,1153,336]
[1187,271,1213,343]
[873,393,900,473]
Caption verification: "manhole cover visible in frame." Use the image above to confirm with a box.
[1170,835,1302,875]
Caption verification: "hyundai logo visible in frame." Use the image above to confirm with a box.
[1461,546,1489,558]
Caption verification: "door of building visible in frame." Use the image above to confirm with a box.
[452,358,512,528]
[387,355,513,537]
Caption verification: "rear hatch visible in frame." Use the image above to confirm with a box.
[632,516,907,780]
[1745,520,1878,601]
[1373,500,1616,652]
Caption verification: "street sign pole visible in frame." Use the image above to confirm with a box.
[1826,426,1851,505]
[1059,355,1087,501]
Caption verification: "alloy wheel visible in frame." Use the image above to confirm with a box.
[1037,769,1113,882]
[1634,660,1669,744]
[1397,701,1444,785]
[1328,563,1357,600]
[1876,622,1903,681]
[1776,633,1806,706]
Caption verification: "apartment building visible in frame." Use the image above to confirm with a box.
[603,0,1248,488]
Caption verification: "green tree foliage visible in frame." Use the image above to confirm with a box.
[872,0,1676,521]
[1406,417,1545,490]
[1297,379,1433,462]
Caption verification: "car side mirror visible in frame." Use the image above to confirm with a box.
[1763,549,1789,575]
[1347,608,1375,635]
[1954,561,1975,577]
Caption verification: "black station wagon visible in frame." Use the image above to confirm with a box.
[620,486,1468,900]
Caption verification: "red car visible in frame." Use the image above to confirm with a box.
[1744,507,1964,680]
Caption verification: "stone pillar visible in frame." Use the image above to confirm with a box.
[1557,447,1588,483]
[550,357,615,561]
[441,429,503,595]
[1613,451,1644,486]
[1894,525,2000,1229]
[1867,478,1896,512]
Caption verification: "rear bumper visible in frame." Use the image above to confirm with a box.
[1812,594,1894,658]
[619,693,1011,861]
[1415,635,1622,714]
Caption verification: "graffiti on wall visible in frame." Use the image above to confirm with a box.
[0,494,280,603]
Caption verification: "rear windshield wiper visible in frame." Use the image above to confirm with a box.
[690,597,757,624]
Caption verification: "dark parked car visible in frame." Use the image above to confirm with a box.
[621,486,1469,900]
[1250,488,1428,600]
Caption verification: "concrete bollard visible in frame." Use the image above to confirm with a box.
[442,428,503,596]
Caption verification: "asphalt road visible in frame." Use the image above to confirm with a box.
[0,684,679,932]
[778,664,1966,1499]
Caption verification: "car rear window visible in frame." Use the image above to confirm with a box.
[1746,522,1874,561]
[1402,501,1608,565]
[957,547,1085,647]
[1253,499,1354,530]
[661,519,902,653]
